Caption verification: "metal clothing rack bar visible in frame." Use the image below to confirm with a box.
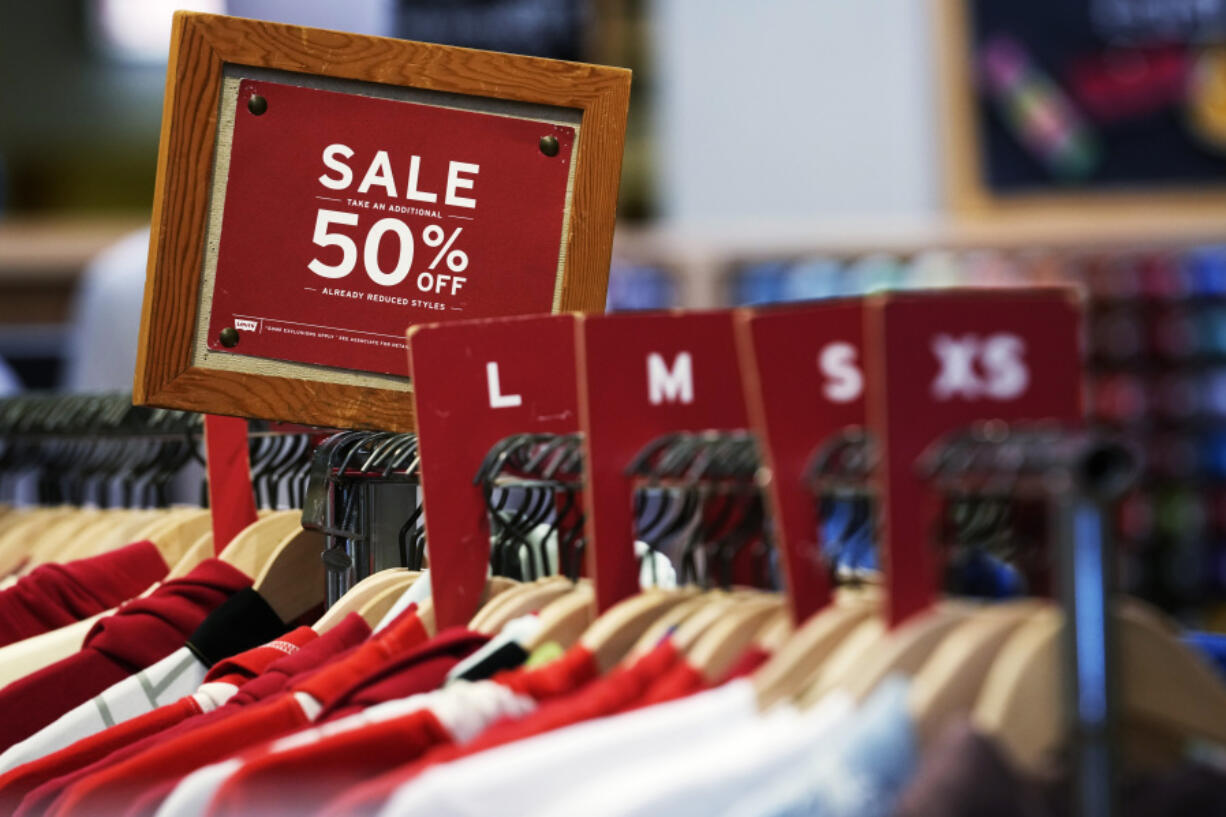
[920,423,1141,817]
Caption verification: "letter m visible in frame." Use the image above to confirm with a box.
[647,352,694,405]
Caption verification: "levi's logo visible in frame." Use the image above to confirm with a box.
[234,318,259,333]
[930,333,1028,401]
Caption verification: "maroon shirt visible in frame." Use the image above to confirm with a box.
[0,541,168,647]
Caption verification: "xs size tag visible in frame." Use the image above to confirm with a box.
[867,288,1084,626]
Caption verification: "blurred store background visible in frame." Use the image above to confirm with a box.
[4,0,1226,623]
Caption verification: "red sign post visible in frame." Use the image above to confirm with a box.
[735,300,866,625]
[867,289,1084,627]
[577,311,750,612]
[409,314,588,629]
[208,79,575,377]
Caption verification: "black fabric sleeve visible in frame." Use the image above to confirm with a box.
[184,587,287,667]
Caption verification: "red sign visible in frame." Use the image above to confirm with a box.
[867,289,1084,627]
[736,300,866,625]
[409,314,589,629]
[208,79,575,377]
[578,311,749,612]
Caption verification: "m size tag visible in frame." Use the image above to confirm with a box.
[736,300,866,624]
[409,314,583,628]
[578,312,749,611]
[208,79,574,377]
[867,289,1084,626]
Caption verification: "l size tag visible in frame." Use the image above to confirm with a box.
[409,314,584,629]
[736,300,866,624]
[867,288,1084,626]
[577,311,749,612]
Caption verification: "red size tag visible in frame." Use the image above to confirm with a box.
[203,414,258,555]
[867,288,1084,627]
[736,300,866,625]
[410,314,582,629]
[578,311,749,612]
[208,79,575,377]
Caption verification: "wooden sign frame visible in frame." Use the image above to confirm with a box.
[936,0,1226,221]
[134,12,630,431]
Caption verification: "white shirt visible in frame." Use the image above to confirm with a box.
[376,679,764,817]
[532,692,854,817]
[156,680,536,817]
[0,646,207,773]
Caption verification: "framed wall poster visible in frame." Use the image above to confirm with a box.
[937,0,1226,218]
[134,12,630,431]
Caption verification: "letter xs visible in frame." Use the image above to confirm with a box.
[930,334,1028,401]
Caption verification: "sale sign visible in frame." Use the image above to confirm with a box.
[206,79,575,377]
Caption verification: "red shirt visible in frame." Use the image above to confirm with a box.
[0,559,250,753]
[15,616,369,817]
[0,627,316,815]
[0,541,168,647]
[47,611,429,817]
[312,643,680,817]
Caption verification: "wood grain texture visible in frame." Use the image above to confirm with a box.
[135,12,630,431]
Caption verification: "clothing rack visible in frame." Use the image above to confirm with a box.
[920,423,1141,817]
[301,430,422,606]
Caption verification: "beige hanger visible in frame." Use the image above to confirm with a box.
[165,530,215,580]
[474,576,577,636]
[578,588,698,674]
[908,599,1045,747]
[252,525,328,623]
[974,600,1226,775]
[667,594,743,654]
[625,593,712,663]
[19,507,111,568]
[312,568,412,632]
[753,608,795,653]
[215,510,302,578]
[82,509,164,558]
[354,571,420,627]
[803,602,975,708]
[469,576,566,632]
[145,509,214,571]
[525,582,597,651]
[752,594,878,711]
[0,507,82,575]
[688,596,786,682]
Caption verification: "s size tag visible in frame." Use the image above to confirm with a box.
[867,288,1084,626]
[577,311,749,612]
[736,299,866,624]
[409,314,582,628]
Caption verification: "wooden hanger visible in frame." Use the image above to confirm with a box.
[469,575,566,632]
[578,588,697,674]
[355,571,420,627]
[625,593,712,663]
[526,582,597,651]
[312,568,413,632]
[974,599,1226,775]
[908,599,1045,747]
[753,608,795,653]
[21,507,109,566]
[474,576,576,636]
[0,507,83,576]
[802,601,975,707]
[83,509,164,558]
[253,525,328,623]
[752,592,878,710]
[146,510,214,572]
[215,510,302,578]
[688,595,786,682]
[165,530,215,580]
